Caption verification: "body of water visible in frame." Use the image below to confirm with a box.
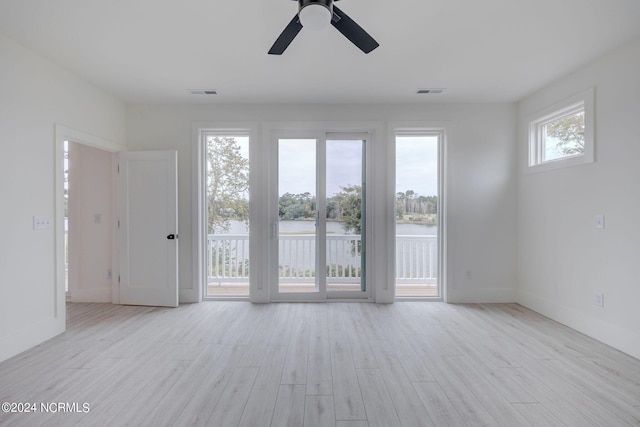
[226,220,436,236]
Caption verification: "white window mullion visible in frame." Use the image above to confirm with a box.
[317,136,327,296]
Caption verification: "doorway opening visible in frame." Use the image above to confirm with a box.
[65,141,116,303]
[55,125,123,313]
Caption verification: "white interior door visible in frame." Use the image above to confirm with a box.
[119,151,178,307]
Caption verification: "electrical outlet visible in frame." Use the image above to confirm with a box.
[107,269,112,280]
[593,291,604,308]
[594,214,605,229]
[465,270,472,280]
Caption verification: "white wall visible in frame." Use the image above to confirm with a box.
[68,143,115,303]
[517,37,640,358]
[0,34,126,363]
[126,103,518,304]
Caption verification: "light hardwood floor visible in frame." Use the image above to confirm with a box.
[1,302,640,426]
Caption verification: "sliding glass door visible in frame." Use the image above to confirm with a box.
[273,133,369,300]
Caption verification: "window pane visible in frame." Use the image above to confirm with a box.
[278,139,317,293]
[395,135,439,298]
[206,135,250,297]
[542,110,585,162]
[326,139,365,292]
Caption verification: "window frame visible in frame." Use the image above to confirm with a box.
[192,122,258,303]
[527,88,594,172]
[392,128,446,302]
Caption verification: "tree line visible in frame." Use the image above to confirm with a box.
[279,185,363,234]
[206,136,439,234]
[395,191,437,219]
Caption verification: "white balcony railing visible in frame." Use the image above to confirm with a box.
[207,234,437,284]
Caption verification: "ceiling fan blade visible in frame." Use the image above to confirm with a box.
[331,6,379,54]
[268,15,303,55]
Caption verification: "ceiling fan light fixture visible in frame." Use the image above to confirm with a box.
[299,2,332,30]
[269,0,378,55]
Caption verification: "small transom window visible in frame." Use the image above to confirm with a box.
[528,88,594,171]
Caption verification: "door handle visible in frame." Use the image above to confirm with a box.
[167,234,178,240]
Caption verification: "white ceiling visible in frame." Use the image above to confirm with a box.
[2,0,640,104]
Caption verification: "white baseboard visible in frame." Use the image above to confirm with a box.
[446,287,516,303]
[517,289,640,360]
[179,287,200,304]
[70,288,111,303]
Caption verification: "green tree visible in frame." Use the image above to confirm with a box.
[207,136,249,233]
[332,185,363,234]
[278,192,316,220]
[547,112,585,155]
[395,192,406,219]
[405,189,415,213]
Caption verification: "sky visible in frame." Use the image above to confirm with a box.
[395,136,438,196]
[278,136,439,197]
[223,135,439,198]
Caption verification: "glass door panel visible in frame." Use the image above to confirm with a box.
[205,135,250,298]
[395,135,440,298]
[326,139,365,293]
[278,139,317,293]
[273,133,369,300]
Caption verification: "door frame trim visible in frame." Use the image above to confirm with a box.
[264,121,384,303]
[388,123,448,302]
[192,122,259,303]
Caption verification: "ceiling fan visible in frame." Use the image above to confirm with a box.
[268,0,379,55]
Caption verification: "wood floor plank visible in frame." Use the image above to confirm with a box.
[269,304,296,346]
[173,345,246,426]
[512,403,565,427]
[336,422,369,427]
[306,320,333,396]
[105,359,191,426]
[375,307,436,382]
[342,307,378,370]
[356,369,401,427]
[238,345,288,427]
[271,384,306,427]
[442,355,530,426]
[329,331,367,421]
[237,306,280,367]
[207,367,259,427]
[543,355,640,409]
[505,365,606,426]
[369,339,434,426]
[281,319,310,385]
[413,381,466,427]
[2,302,640,427]
[535,358,640,426]
[304,395,336,427]
[577,357,640,405]
[407,339,499,426]
[149,344,227,426]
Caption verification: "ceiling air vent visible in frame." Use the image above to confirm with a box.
[190,90,217,95]
[417,88,445,94]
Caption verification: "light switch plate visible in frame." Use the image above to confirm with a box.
[594,214,605,229]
